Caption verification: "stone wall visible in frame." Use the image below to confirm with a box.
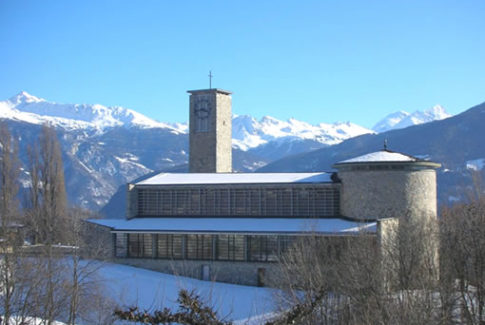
[189,89,232,173]
[113,258,278,286]
[83,221,114,259]
[377,217,439,289]
[339,169,437,220]
[215,91,232,173]
[126,183,137,219]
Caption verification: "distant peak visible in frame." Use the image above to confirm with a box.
[233,114,256,120]
[9,91,44,105]
[426,104,446,113]
[261,115,280,123]
[372,105,452,133]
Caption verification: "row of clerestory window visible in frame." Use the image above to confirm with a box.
[115,233,299,262]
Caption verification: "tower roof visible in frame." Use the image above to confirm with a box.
[332,149,441,169]
[187,88,232,95]
[338,150,418,164]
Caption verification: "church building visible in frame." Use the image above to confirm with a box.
[88,88,441,286]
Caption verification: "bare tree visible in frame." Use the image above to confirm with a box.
[440,197,485,324]
[0,123,112,325]
[269,215,442,325]
[0,122,21,324]
[23,125,68,324]
[113,224,443,325]
[21,124,111,325]
[26,124,68,246]
[65,207,116,325]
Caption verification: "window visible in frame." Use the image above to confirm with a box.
[194,98,211,132]
[248,235,278,262]
[127,233,153,258]
[115,233,127,258]
[156,234,183,259]
[216,235,245,261]
[279,236,296,255]
[186,235,213,260]
[136,185,340,218]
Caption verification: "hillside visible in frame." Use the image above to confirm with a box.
[259,101,485,204]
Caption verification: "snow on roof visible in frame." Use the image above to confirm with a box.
[136,172,332,186]
[337,150,418,164]
[87,218,376,235]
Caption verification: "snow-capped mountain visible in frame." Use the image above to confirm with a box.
[259,100,485,208]
[1,91,372,149]
[372,105,451,133]
[232,115,373,151]
[0,91,454,212]
[1,91,184,133]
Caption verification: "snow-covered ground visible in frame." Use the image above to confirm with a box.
[99,262,279,324]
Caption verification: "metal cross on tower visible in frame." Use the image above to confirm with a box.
[208,70,213,89]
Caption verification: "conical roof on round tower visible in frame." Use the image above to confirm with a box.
[333,149,441,171]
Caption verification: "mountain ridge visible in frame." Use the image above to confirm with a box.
[372,105,451,133]
[258,101,485,205]
[0,91,456,212]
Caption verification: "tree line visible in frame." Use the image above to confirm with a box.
[0,122,113,325]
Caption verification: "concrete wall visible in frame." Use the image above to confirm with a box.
[339,169,437,221]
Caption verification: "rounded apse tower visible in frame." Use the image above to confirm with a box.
[332,150,441,221]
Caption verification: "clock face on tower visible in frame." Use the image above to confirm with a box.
[194,97,211,132]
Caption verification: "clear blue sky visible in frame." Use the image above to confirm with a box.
[1,0,484,128]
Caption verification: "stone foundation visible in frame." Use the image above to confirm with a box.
[113,258,278,286]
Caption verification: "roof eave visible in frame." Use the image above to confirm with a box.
[333,160,442,170]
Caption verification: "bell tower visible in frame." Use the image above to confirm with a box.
[188,88,232,173]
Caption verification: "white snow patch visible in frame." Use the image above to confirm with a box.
[466,158,485,171]
[99,262,277,323]
[0,91,182,133]
[338,151,416,164]
[77,160,94,174]
[1,317,67,325]
[232,115,373,151]
[87,217,376,234]
[137,172,332,185]
[373,105,452,133]
[113,156,152,172]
